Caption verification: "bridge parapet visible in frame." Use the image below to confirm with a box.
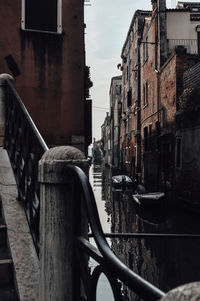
[161,282,200,301]
[2,72,198,300]
[0,74,14,146]
[0,72,165,301]
[38,146,88,301]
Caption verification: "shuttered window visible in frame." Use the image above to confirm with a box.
[21,0,62,33]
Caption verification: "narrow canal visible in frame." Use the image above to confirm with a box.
[89,163,200,300]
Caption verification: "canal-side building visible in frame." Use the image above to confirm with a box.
[120,10,151,179]
[0,0,91,153]
[175,60,200,200]
[140,0,200,191]
[93,138,102,164]
[102,0,200,196]
[109,75,122,169]
[101,112,111,166]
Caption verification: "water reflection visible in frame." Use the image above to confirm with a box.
[90,164,200,299]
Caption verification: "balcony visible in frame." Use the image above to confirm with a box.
[168,39,198,55]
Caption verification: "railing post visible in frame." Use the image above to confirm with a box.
[0,73,14,146]
[160,282,200,300]
[38,146,89,301]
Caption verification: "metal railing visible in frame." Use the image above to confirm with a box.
[3,80,165,300]
[168,39,198,55]
[4,79,48,254]
[70,165,165,300]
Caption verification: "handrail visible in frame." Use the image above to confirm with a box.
[6,80,48,152]
[68,164,165,300]
[167,38,198,54]
[4,79,49,253]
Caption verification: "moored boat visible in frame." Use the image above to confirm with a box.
[132,192,165,206]
[112,175,133,188]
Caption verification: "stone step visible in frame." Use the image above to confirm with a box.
[0,199,19,299]
[0,225,7,247]
[0,286,19,301]
[0,259,13,288]
[0,200,2,219]
[0,245,11,261]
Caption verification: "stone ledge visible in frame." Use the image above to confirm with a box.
[161,282,200,301]
[0,147,39,301]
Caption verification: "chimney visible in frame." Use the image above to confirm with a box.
[158,0,166,11]
[158,0,167,66]
[152,0,158,12]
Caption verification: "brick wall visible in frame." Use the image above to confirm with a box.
[159,53,177,128]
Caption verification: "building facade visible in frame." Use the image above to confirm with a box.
[101,112,111,166]
[139,0,200,191]
[102,0,200,197]
[109,76,122,169]
[121,10,151,179]
[0,0,91,153]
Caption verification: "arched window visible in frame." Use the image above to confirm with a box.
[21,0,62,34]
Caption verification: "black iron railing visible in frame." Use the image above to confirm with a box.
[4,79,48,254]
[168,39,198,55]
[4,78,200,300]
[69,164,165,301]
[2,79,166,300]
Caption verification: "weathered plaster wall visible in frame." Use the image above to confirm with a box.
[176,121,200,195]
[0,0,85,147]
[167,11,199,39]
[159,53,177,129]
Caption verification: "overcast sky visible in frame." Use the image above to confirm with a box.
[84,0,174,141]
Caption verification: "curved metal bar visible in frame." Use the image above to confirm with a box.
[6,80,48,153]
[90,265,122,301]
[3,78,164,299]
[4,79,49,254]
[68,165,165,301]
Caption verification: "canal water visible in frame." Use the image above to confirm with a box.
[89,164,200,300]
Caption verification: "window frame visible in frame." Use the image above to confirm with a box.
[143,81,148,107]
[21,0,62,34]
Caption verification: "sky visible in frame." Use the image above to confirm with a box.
[84,0,174,141]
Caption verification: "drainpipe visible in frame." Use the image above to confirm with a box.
[136,37,142,181]
[155,10,161,190]
[158,0,167,66]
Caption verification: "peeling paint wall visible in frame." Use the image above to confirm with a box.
[0,0,85,148]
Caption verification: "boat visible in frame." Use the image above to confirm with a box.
[112,175,133,188]
[132,192,165,206]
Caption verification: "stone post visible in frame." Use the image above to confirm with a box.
[0,74,14,146]
[161,282,200,300]
[38,146,89,301]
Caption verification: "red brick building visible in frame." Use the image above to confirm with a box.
[121,10,151,179]
[0,0,91,153]
[140,0,200,191]
[119,0,200,192]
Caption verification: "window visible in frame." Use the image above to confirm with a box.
[21,0,62,33]
[126,119,129,134]
[126,65,129,81]
[143,42,145,63]
[143,81,148,107]
[156,121,160,149]
[176,137,182,169]
[144,126,148,151]
[134,112,137,131]
[143,36,149,63]
[149,124,152,150]
[127,89,132,107]
[145,36,148,59]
